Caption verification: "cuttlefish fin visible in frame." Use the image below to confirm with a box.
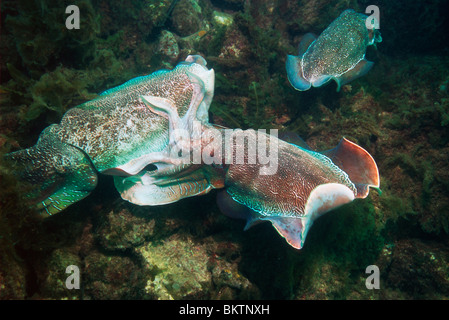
[218,181,355,250]
[265,183,355,249]
[286,33,316,91]
[4,134,97,216]
[286,56,310,91]
[263,216,306,249]
[334,58,374,91]
[312,75,332,88]
[321,138,380,198]
[216,190,264,230]
[278,131,311,150]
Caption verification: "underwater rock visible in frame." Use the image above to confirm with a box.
[170,0,203,37]
[212,10,234,27]
[217,0,245,6]
[216,24,251,67]
[137,237,212,299]
[0,244,27,299]
[38,249,81,299]
[96,201,156,251]
[83,250,146,299]
[281,0,360,33]
[386,239,449,298]
[207,239,260,299]
[5,0,99,72]
[176,30,209,57]
[135,232,260,299]
[99,0,173,39]
[157,30,180,62]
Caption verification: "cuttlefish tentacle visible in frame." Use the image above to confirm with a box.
[116,165,224,206]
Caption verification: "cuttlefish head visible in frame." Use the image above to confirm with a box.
[113,55,223,206]
[218,135,380,249]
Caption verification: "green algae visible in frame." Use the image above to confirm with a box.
[137,237,212,299]
[96,201,156,251]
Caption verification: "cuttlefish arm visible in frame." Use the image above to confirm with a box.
[218,135,380,249]
[115,164,224,206]
[116,68,223,206]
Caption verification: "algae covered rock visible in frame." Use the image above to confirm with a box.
[38,248,82,299]
[208,244,259,299]
[212,10,234,27]
[5,0,100,72]
[170,0,203,36]
[99,0,173,39]
[157,30,180,63]
[136,233,260,299]
[0,242,27,299]
[96,201,156,251]
[137,236,212,299]
[83,250,147,300]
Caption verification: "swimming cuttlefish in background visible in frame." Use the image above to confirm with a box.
[286,9,382,92]
[5,55,380,250]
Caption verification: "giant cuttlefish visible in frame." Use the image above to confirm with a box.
[6,55,220,215]
[286,9,382,92]
[6,55,380,249]
[216,133,380,249]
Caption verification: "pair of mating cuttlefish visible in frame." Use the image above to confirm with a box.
[6,10,382,249]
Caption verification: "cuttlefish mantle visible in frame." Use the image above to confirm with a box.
[218,136,380,249]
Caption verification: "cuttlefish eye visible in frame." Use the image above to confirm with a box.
[143,164,158,172]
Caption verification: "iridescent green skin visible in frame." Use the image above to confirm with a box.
[52,63,207,173]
